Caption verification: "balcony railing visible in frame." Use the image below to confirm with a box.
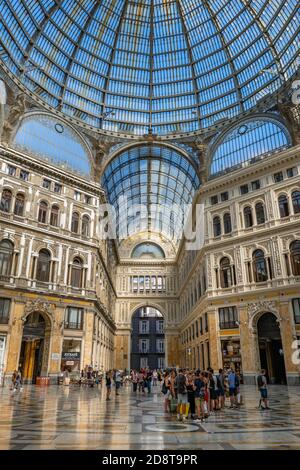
[219,321,239,330]
[64,321,83,330]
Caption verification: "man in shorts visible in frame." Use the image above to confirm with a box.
[257,369,270,410]
[227,368,238,408]
[175,369,188,421]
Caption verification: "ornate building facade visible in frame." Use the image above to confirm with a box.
[0,0,300,386]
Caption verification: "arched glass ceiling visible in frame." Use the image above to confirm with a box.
[0,0,299,136]
[210,117,291,176]
[102,144,199,242]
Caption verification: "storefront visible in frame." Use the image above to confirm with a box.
[221,338,243,379]
[61,339,81,372]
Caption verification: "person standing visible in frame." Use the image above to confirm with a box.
[131,369,138,393]
[218,369,226,409]
[152,369,158,387]
[227,368,238,408]
[186,373,196,419]
[257,369,270,410]
[106,370,112,401]
[176,369,188,421]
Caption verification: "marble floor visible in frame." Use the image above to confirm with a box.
[0,383,300,450]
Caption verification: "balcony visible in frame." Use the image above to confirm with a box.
[219,321,239,330]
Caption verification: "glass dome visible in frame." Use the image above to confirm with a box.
[0,0,299,137]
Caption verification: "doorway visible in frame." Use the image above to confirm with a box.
[19,312,48,384]
[257,312,286,384]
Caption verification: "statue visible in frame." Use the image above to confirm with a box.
[1,93,26,145]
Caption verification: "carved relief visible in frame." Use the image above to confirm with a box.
[247,300,277,318]
[24,299,55,319]
[234,246,243,284]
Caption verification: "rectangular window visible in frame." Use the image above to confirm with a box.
[42,179,51,190]
[218,306,238,329]
[145,275,150,291]
[7,165,16,176]
[240,184,249,195]
[74,191,81,201]
[139,339,149,353]
[139,276,144,292]
[64,307,83,329]
[0,298,10,324]
[251,180,260,191]
[221,191,229,202]
[158,357,165,369]
[139,320,149,334]
[156,339,164,353]
[140,357,148,368]
[54,183,62,194]
[292,299,300,324]
[156,320,164,334]
[84,195,91,204]
[20,170,29,181]
[132,276,138,292]
[287,167,297,178]
[211,195,218,205]
[274,171,283,183]
[204,313,208,332]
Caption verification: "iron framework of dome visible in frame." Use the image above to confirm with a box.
[0,0,299,137]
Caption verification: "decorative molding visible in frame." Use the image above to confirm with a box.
[24,298,55,318]
[247,300,277,318]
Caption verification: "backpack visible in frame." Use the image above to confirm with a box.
[257,375,264,388]
[177,375,187,394]
[161,381,168,395]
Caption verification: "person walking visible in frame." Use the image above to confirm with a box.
[227,368,238,408]
[152,369,158,387]
[115,370,122,396]
[257,369,270,410]
[106,370,112,401]
[131,369,138,393]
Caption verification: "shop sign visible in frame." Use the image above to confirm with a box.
[66,361,74,366]
[62,352,80,361]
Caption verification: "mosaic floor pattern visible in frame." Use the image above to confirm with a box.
[0,384,300,450]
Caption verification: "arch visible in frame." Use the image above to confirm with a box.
[38,200,48,224]
[255,312,287,385]
[50,204,60,227]
[131,242,165,259]
[129,302,167,323]
[278,194,290,218]
[14,192,25,216]
[252,249,268,283]
[13,111,93,177]
[0,239,14,277]
[209,115,291,177]
[0,188,13,212]
[71,211,80,234]
[81,214,90,237]
[70,257,83,288]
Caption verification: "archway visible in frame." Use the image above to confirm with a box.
[131,306,165,371]
[19,312,51,384]
[257,312,286,385]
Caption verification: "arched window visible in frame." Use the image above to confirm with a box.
[253,249,268,283]
[244,206,253,228]
[36,249,51,282]
[278,195,289,218]
[71,212,79,233]
[223,213,232,234]
[255,202,266,225]
[81,215,90,237]
[220,257,233,288]
[71,257,83,288]
[0,240,14,276]
[292,191,300,214]
[213,216,221,237]
[38,201,48,223]
[290,241,300,276]
[14,193,25,216]
[50,205,59,227]
[0,189,12,212]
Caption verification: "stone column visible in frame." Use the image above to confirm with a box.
[115,330,130,370]
[279,301,300,385]
[83,310,94,369]
[48,306,64,384]
[207,308,222,371]
[5,301,26,379]
[239,306,260,385]
[165,329,179,368]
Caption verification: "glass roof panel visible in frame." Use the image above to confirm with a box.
[102,144,199,242]
[0,0,298,136]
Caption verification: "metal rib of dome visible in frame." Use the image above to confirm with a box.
[0,0,299,137]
